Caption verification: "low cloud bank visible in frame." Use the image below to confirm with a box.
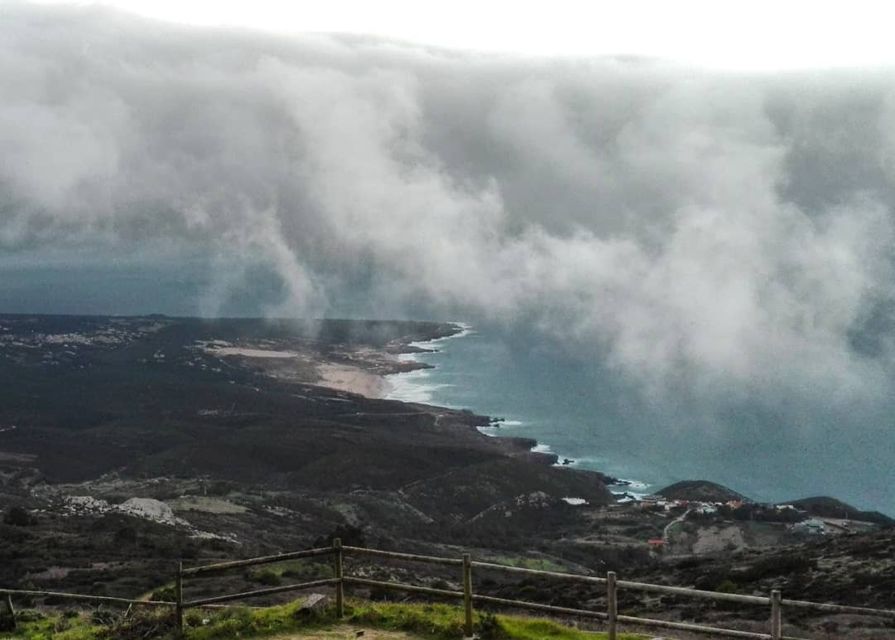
[3,5,895,412]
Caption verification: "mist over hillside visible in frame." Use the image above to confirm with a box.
[3,4,895,452]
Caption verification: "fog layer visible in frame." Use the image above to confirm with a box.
[3,6,895,417]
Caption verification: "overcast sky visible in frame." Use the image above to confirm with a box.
[21,0,895,70]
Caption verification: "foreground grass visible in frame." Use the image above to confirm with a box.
[2,599,648,640]
[345,601,645,640]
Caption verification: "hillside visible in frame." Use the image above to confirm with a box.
[1,314,893,639]
[786,496,895,527]
[655,481,749,503]
[0,314,611,598]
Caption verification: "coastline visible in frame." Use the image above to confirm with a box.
[307,324,466,399]
[383,321,473,404]
[381,324,891,515]
[194,317,888,514]
[4,311,891,622]
[383,322,649,499]
[316,362,392,398]
[199,322,463,400]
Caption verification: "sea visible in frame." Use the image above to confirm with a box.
[386,323,895,515]
[2,257,892,514]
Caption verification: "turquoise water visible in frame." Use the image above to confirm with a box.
[387,324,895,515]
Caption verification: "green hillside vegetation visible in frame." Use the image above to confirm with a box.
[2,599,648,640]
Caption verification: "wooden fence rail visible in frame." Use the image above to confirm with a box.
[0,589,173,608]
[343,545,464,566]
[184,578,340,607]
[780,596,895,618]
[180,546,334,576]
[615,578,771,604]
[4,541,895,639]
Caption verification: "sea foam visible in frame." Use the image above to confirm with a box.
[384,322,471,404]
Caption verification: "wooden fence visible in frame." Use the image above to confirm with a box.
[3,540,895,639]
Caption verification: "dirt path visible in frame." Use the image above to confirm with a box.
[663,508,692,543]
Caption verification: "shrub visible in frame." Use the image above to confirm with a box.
[251,569,283,586]
[716,579,739,593]
[3,506,36,526]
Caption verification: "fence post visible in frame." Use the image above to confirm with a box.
[607,571,618,640]
[175,561,184,636]
[333,538,344,618]
[771,589,782,640]
[462,553,474,638]
[3,593,15,631]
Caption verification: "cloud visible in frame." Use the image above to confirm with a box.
[2,4,895,412]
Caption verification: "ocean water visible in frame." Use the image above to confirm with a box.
[386,324,895,515]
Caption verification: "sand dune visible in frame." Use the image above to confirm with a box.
[316,363,391,398]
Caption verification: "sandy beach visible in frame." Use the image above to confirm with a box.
[315,363,392,398]
[194,326,464,400]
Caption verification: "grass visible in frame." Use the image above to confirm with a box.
[488,556,568,573]
[1,599,649,640]
[347,601,647,640]
[0,609,104,640]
